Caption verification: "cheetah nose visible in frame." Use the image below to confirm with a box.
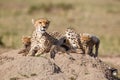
[43,26,46,28]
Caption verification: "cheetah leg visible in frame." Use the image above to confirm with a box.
[50,45,75,60]
[34,50,43,57]
[49,45,57,59]
[18,49,26,54]
[35,47,46,57]
[22,52,29,56]
[18,48,29,56]
[29,46,39,56]
[85,46,89,54]
[94,42,100,57]
[58,46,75,60]
[50,45,65,59]
[89,46,94,57]
[65,52,75,60]
[31,49,38,56]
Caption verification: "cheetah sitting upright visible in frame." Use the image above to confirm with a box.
[29,18,59,56]
[80,33,100,57]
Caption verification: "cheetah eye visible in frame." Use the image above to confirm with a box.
[46,22,49,24]
[39,22,42,24]
[43,26,46,28]
[68,37,71,39]
[68,33,70,35]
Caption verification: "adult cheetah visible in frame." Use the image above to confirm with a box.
[49,27,85,59]
[29,18,69,57]
[64,27,84,53]
[29,18,57,56]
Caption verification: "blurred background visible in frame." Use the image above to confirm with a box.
[0,0,120,56]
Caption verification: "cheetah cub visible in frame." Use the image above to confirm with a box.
[80,33,100,57]
[18,36,31,56]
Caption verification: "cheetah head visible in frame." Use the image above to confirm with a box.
[22,36,31,46]
[32,18,50,34]
[80,33,92,44]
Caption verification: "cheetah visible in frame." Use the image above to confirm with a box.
[18,36,31,56]
[80,33,100,57]
[49,35,75,59]
[64,27,84,53]
[49,27,86,59]
[29,18,68,57]
[48,31,63,39]
[29,18,57,56]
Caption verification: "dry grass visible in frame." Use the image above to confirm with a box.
[0,0,120,56]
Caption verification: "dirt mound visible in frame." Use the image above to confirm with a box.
[0,50,119,80]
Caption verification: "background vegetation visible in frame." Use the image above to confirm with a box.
[0,0,120,56]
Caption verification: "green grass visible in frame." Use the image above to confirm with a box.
[0,0,120,56]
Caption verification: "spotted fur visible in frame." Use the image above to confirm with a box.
[64,28,84,53]
[18,36,31,56]
[80,33,100,57]
[29,18,58,56]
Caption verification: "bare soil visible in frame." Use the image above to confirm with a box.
[0,50,119,80]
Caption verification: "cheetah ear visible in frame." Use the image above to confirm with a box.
[32,19,35,24]
[22,35,25,38]
[48,20,50,24]
[21,36,25,41]
[28,36,31,39]
[88,35,91,38]
[80,33,82,36]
